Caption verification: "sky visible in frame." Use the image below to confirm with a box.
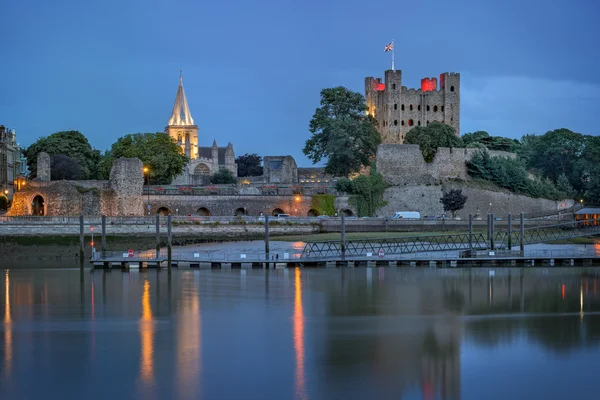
[1,0,599,166]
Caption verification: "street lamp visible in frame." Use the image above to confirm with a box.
[580,199,584,209]
[144,167,150,215]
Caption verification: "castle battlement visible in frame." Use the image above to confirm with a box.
[365,68,460,144]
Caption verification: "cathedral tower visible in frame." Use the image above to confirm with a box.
[165,72,199,159]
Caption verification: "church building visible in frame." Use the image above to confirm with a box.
[166,73,237,185]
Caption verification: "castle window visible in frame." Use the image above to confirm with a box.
[394,120,398,126]
[401,104,405,111]
[441,106,445,112]
[450,85,455,92]
[408,119,414,126]
[427,105,430,111]
[433,105,438,112]
[409,104,413,111]
[385,104,388,111]
[427,120,429,125]
[418,120,421,126]
[394,103,397,110]
[401,120,405,126]
[451,117,454,122]
[418,105,421,111]
[392,84,396,90]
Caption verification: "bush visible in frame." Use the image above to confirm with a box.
[210,168,237,184]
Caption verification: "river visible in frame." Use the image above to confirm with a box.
[0,265,599,399]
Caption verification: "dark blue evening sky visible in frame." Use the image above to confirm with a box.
[1,0,598,166]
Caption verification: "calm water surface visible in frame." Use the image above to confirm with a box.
[0,267,599,400]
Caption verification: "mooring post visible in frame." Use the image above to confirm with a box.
[79,215,84,267]
[341,213,346,260]
[468,214,473,250]
[520,211,525,255]
[490,213,495,250]
[507,214,513,250]
[264,215,270,268]
[167,214,172,268]
[155,214,160,259]
[101,215,107,255]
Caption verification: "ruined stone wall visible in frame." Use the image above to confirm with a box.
[377,182,574,218]
[263,156,298,183]
[376,144,516,185]
[37,152,51,182]
[109,158,144,216]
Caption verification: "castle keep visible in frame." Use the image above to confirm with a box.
[365,70,460,144]
[165,73,237,185]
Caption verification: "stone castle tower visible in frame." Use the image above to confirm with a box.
[365,70,460,144]
[165,72,237,185]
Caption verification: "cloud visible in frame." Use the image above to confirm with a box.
[460,75,600,138]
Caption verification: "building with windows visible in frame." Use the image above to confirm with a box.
[365,69,460,144]
[165,73,237,185]
[0,125,20,208]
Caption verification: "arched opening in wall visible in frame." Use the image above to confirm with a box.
[409,104,413,110]
[185,133,190,143]
[401,104,405,111]
[157,207,171,216]
[441,106,445,112]
[408,119,414,126]
[393,120,398,126]
[427,105,430,111]
[0,195,8,211]
[450,86,454,92]
[272,208,285,216]
[342,209,354,217]
[392,84,396,90]
[427,120,430,125]
[418,105,421,111]
[197,207,211,216]
[177,134,182,144]
[234,207,246,216]
[307,209,318,217]
[194,163,210,175]
[418,121,421,126]
[433,105,438,112]
[401,120,405,126]
[32,195,45,216]
[394,103,397,110]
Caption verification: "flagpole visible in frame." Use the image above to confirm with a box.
[392,39,395,71]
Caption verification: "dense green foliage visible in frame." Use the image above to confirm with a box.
[50,154,84,180]
[467,151,566,200]
[440,189,468,217]
[335,164,388,217]
[235,153,263,177]
[405,122,462,162]
[304,87,381,177]
[309,194,336,216]
[98,133,188,184]
[24,130,101,179]
[462,131,522,153]
[210,168,237,184]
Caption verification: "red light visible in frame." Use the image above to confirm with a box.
[561,285,565,299]
[421,77,437,92]
[90,227,94,232]
[90,242,95,247]
[375,83,385,91]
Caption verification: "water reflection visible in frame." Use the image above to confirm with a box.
[139,279,155,385]
[177,274,201,397]
[294,268,306,400]
[4,271,11,378]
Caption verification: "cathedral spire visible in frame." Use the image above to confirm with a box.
[168,71,195,126]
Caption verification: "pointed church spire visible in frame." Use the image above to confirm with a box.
[168,70,195,126]
[212,139,218,148]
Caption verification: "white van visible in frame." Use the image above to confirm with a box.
[392,211,421,219]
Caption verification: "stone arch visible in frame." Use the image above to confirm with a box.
[433,105,438,112]
[427,105,430,111]
[194,163,210,175]
[393,120,398,126]
[401,104,405,111]
[177,133,182,144]
[408,119,414,126]
[31,194,45,216]
[0,195,8,211]
[394,103,397,110]
[401,120,405,126]
[197,207,211,216]
[234,207,246,216]
[418,120,421,126]
[157,207,171,216]
[307,209,318,217]
[341,209,354,217]
[418,105,421,111]
[272,208,285,216]
[450,85,455,92]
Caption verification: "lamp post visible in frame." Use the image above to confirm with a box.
[144,167,150,215]
[580,199,584,209]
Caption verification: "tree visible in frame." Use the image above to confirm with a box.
[440,189,468,218]
[556,173,575,198]
[404,122,463,162]
[335,163,388,216]
[462,130,521,153]
[50,154,84,180]
[24,130,101,179]
[99,133,188,184]
[303,87,380,177]
[235,153,263,177]
[210,168,237,184]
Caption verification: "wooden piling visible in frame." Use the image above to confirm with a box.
[167,214,172,268]
[79,215,84,268]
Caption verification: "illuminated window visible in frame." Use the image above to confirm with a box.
[408,119,414,126]
[394,120,398,126]
[427,105,430,111]
[401,104,405,111]
[450,85,455,92]
[394,103,397,110]
[433,105,438,112]
[409,104,413,111]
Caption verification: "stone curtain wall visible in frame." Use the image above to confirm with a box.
[376,144,516,185]
[377,183,574,218]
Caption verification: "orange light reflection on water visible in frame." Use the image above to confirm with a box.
[4,271,12,377]
[177,282,201,396]
[139,279,155,384]
[294,268,307,399]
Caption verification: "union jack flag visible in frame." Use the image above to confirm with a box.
[384,42,393,52]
